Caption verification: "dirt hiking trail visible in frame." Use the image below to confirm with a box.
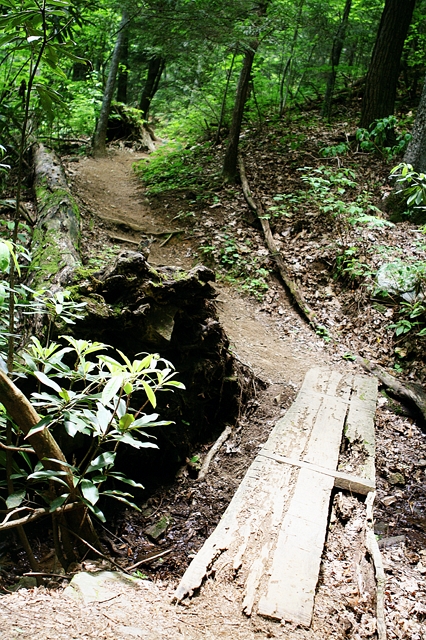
[1,150,424,640]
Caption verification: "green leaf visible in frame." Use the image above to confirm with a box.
[108,473,144,489]
[0,242,10,272]
[142,380,156,408]
[101,491,141,511]
[33,370,62,393]
[83,500,106,522]
[25,414,54,438]
[101,374,124,406]
[96,402,112,434]
[6,490,26,509]
[118,413,134,431]
[80,479,99,505]
[86,451,116,473]
[49,494,69,512]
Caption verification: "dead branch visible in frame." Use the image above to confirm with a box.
[198,425,232,481]
[358,356,426,422]
[126,547,173,571]
[0,502,78,532]
[365,492,387,640]
[238,155,321,332]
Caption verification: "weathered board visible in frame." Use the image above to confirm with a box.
[174,368,378,628]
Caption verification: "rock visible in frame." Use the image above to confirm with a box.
[144,514,172,540]
[64,570,142,604]
[382,495,397,507]
[388,472,406,486]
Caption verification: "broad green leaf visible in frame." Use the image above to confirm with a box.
[33,370,62,393]
[6,490,26,509]
[96,402,112,434]
[142,380,156,408]
[86,451,116,473]
[118,413,134,431]
[101,374,124,406]
[49,494,69,512]
[131,413,159,427]
[83,500,106,522]
[80,479,99,505]
[123,382,133,395]
[25,414,54,438]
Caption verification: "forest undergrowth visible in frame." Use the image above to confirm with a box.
[136,108,426,385]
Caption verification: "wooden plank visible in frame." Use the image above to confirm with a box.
[258,470,334,626]
[258,450,375,495]
[257,388,350,625]
[340,374,377,482]
[174,369,346,603]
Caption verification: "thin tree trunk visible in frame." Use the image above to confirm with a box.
[321,0,352,121]
[93,11,129,157]
[214,50,237,145]
[139,55,165,120]
[222,40,258,183]
[116,30,129,104]
[360,0,416,129]
[279,0,305,117]
[403,72,426,172]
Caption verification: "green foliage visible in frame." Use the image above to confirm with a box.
[390,163,426,214]
[1,336,184,522]
[335,246,374,282]
[320,142,350,157]
[134,143,208,195]
[200,232,269,299]
[356,116,411,159]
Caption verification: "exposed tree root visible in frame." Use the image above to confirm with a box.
[238,155,321,332]
[358,356,426,422]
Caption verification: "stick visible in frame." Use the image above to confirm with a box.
[126,547,173,571]
[238,156,322,332]
[365,492,387,640]
[0,502,79,531]
[197,425,232,481]
[65,527,132,576]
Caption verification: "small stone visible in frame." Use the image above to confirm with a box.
[144,514,172,540]
[382,495,397,507]
[388,472,405,486]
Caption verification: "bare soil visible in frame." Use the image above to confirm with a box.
[0,142,425,640]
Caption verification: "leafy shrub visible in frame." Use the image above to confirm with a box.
[356,116,411,159]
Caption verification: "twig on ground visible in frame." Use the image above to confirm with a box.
[197,425,232,481]
[365,492,387,640]
[65,527,132,576]
[126,547,173,572]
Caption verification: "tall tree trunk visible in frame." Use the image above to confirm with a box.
[403,72,426,172]
[279,0,304,117]
[222,40,258,183]
[359,0,416,129]
[93,11,129,157]
[116,30,129,104]
[321,0,352,121]
[214,50,237,145]
[139,55,165,121]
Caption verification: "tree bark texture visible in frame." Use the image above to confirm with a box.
[32,143,81,289]
[93,11,129,157]
[360,0,416,129]
[321,0,352,121]
[403,72,426,172]
[139,55,165,120]
[222,40,258,183]
[116,30,129,104]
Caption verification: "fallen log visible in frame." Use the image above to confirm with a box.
[31,143,81,288]
[238,155,322,332]
[358,356,426,422]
